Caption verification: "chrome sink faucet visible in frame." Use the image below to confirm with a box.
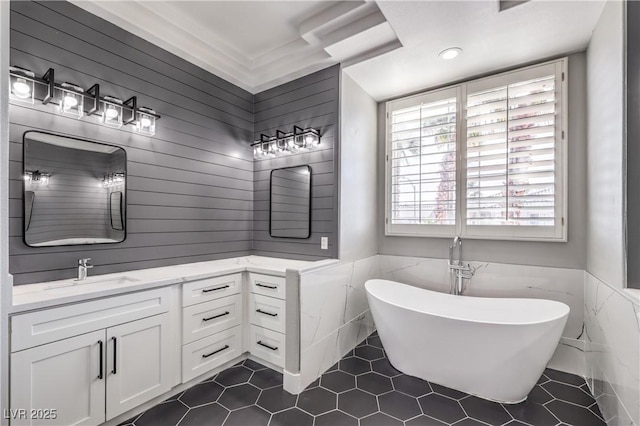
[448,237,473,295]
[78,258,93,281]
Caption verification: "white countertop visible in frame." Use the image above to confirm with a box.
[11,256,324,314]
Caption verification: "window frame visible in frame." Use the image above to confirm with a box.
[384,58,568,242]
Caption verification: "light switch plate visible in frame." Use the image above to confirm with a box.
[321,237,328,250]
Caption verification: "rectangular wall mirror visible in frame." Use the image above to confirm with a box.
[23,131,127,247]
[270,165,312,239]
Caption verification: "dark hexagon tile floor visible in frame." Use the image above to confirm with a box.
[120,334,605,426]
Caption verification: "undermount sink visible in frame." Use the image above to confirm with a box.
[45,275,141,290]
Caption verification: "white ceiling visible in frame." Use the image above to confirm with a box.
[348,0,606,100]
[71,0,402,94]
[71,0,605,101]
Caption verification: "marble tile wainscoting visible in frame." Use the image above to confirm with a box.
[584,273,640,425]
[294,255,587,393]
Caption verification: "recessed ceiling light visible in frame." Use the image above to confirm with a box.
[439,47,463,60]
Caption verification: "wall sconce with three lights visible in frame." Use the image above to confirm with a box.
[24,170,50,185]
[252,125,320,159]
[102,172,125,188]
[9,65,160,136]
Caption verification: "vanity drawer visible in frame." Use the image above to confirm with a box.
[248,273,286,300]
[182,273,242,307]
[11,288,171,352]
[183,294,243,344]
[249,293,286,334]
[182,325,242,383]
[248,325,285,368]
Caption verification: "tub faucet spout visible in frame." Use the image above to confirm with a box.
[448,237,473,295]
[449,236,462,265]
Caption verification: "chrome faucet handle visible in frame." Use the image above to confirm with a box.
[79,258,93,268]
[448,263,467,270]
[459,271,474,280]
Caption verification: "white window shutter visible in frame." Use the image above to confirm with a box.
[385,59,566,241]
[386,87,459,236]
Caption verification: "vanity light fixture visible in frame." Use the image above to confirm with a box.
[303,127,321,149]
[58,82,85,119]
[251,126,321,159]
[102,96,124,129]
[8,65,161,133]
[439,47,463,60]
[24,170,50,185]
[102,172,125,188]
[9,66,35,104]
[136,107,157,136]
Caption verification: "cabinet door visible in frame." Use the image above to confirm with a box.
[10,330,106,426]
[106,314,171,420]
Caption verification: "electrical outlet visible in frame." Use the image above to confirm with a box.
[321,236,328,250]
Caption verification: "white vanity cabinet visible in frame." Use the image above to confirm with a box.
[10,330,106,426]
[105,314,172,419]
[8,263,298,425]
[181,274,244,382]
[247,273,287,368]
[9,288,174,426]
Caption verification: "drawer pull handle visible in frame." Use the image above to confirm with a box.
[203,311,230,321]
[98,340,104,380]
[203,285,230,293]
[256,283,278,289]
[257,340,278,351]
[256,309,278,317]
[111,336,117,375]
[202,345,230,358]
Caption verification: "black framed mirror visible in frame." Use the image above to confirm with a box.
[269,165,312,239]
[23,131,127,247]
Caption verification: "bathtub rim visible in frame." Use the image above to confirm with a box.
[365,278,570,326]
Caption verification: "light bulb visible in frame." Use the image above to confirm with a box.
[140,116,152,128]
[63,94,78,109]
[12,78,31,99]
[105,105,119,119]
[23,174,30,182]
[305,134,314,145]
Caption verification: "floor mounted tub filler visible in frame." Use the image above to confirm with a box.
[365,279,570,403]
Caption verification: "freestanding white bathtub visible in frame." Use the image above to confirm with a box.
[365,279,569,403]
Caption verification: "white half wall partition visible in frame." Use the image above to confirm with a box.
[288,257,378,393]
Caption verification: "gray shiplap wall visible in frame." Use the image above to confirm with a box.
[253,65,340,260]
[9,1,255,284]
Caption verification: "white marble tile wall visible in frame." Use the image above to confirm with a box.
[299,311,376,390]
[299,256,378,351]
[378,254,586,376]
[584,273,640,425]
[297,256,378,389]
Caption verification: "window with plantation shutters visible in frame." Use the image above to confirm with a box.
[385,59,567,241]
[387,87,460,236]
